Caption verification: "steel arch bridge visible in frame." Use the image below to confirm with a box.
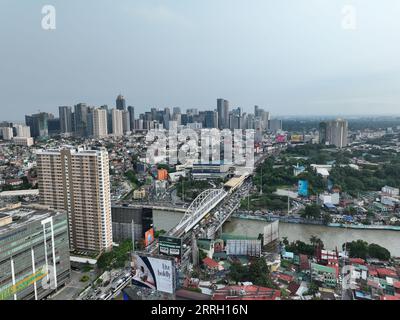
[171,188,227,236]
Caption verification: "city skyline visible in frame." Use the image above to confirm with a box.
[2,0,400,120]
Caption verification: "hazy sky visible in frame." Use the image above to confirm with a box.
[1,0,400,121]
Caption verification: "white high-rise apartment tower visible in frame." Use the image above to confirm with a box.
[93,108,108,138]
[111,109,124,136]
[36,147,113,253]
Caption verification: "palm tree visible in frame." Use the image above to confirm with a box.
[310,235,318,247]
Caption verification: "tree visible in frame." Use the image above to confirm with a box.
[248,258,273,288]
[322,213,332,225]
[301,205,321,220]
[346,240,369,260]
[368,243,390,261]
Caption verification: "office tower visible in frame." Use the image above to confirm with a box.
[172,112,181,126]
[0,206,71,300]
[181,114,188,126]
[163,108,171,130]
[86,107,95,137]
[127,106,135,131]
[204,111,218,129]
[217,98,229,129]
[134,119,143,130]
[0,121,13,128]
[116,94,126,111]
[122,110,131,134]
[0,127,13,140]
[14,124,31,138]
[25,112,50,138]
[187,108,198,116]
[59,106,73,134]
[229,107,242,130]
[255,118,263,143]
[254,106,269,130]
[100,105,113,134]
[319,119,348,148]
[93,108,108,138]
[262,111,270,131]
[269,119,283,133]
[111,109,124,136]
[48,118,61,136]
[74,103,88,137]
[36,147,113,253]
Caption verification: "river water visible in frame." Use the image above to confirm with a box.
[153,209,400,257]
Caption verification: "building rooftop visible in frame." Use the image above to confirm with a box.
[0,206,62,235]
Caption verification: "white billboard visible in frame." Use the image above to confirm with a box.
[263,220,279,245]
[131,254,175,294]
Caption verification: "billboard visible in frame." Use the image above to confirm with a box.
[158,235,182,257]
[131,254,175,294]
[298,180,309,197]
[226,240,261,257]
[275,134,286,143]
[157,169,168,181]
[291,134,303,142]
[263,220,279,245]
[145,228,155,247]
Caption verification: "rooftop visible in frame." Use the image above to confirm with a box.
[0,206,63,235]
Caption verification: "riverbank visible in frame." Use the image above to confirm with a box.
[232,213,400,231]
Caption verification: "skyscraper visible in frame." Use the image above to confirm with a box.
[25,112,50,138]
[116,94,126,111]
[36,147,113,253]
[74,103,88,137]
[319,119,348,148]
[93,108,108,138]
[86,107,95,137]
[111,109,123,136]
[204,111,218,128]
[59,106,73,134]
[128,106,135,131]
[217,98,229,129]
[122,110,131,134]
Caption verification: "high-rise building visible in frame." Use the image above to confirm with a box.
[116,94,126,111]
[269,119,282,133]
[122,110,131,134]
[48,118,61,136]
[128,106,135,131]
[86,107,95,137]
[319,119,348,148]
[0,206,71,300]
[13,124,31,138]
[254,106,269,130]
[93,108,108,138]
[74,103,88,137]
[59,106,73,134]
[111,109,124,136]
[36,147,113,253]
[204,111,215,128]
[217,98,229,129]
[0,127,13,140]
[25,112,50,138]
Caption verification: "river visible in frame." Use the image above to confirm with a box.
[152,209,400,257]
